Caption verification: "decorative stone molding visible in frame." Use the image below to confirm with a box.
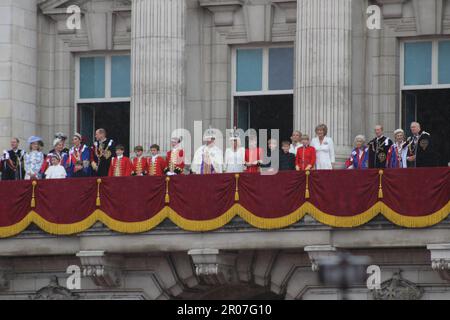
[373,270,423,300]
[427,244,450,281]
[244,2,274,42]
[0,263,10,291]
[39,0,131,49]
[76,250,123,288]
[199,0,244,26]
[412,0,443,35]
[375,0,406,19]
[0,275,8,291]
[304,245,337,272]
[31,276,79,300]
[272,0,297,23]
[40,7,84,35]
[188,249,238,286]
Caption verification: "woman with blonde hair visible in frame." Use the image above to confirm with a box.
[311,124,335,170]
[345,135,369,169]
[24,136,44,180]
[387,129,408,168]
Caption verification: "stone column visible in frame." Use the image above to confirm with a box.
[0,0,38,150]
[295,0,352,159]
[131,0,186,152]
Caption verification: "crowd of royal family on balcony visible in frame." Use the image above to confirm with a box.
[0,121,440,181]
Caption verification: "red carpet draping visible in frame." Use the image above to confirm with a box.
[0,168,448,237]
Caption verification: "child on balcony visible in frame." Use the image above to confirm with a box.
[245,134,263,173]
[131,145,149,176]
[148,144,166,176]
[296,135,316,171]
[108,144,132,177]
[45,154,67,179]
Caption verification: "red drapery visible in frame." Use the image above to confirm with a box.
[0,168,448,237]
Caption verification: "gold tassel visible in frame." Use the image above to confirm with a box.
[378,170,384,199]
[31,181,37,208]
[234,174,240,202]
[305,170,311,199]
[165,177,170,204]
[96,179,102,207]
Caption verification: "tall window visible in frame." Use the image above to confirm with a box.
[233,46,294,95]
[76,53,131,153]
[401,39,450,89]
[76,53,131,102]
[232,45,294,142]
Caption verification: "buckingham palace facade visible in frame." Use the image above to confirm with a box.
[0,0,450,300]
[0,0,449,164]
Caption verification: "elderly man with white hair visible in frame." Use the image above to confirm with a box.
[406,122,436,167]
[368,125,393,168]
[345,135,369,169]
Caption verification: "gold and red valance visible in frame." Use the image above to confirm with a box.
[0,168,448,238]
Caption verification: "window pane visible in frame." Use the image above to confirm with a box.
[80,57,105,99]
[111,55,131,97]
[404,42,432,86]
[236,49,263,92]
[438,41,450,84]
[269,47,294,90]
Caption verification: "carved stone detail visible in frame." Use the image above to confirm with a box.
[76,251,123,288]
[427,244,450,282]
[188,249,238,286]
[272,0,297,23]
[199,0,243,27]
[304,245,337,272]
[373,271,423,300]
[31,276,79,300]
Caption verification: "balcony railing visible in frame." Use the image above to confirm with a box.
[0,168,448,238]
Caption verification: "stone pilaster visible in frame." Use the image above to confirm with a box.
[0,0,38,150]
[295,0,352,159]
[131,0,186,152]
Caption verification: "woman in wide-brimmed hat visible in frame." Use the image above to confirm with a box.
[24,136,44,180]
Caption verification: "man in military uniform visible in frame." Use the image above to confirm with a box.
[91,128,115,177]
[368,125,393,168]
[1,138,25,180]
[406,122,437,167]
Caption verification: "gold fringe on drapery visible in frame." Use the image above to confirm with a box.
[0,201,449,238]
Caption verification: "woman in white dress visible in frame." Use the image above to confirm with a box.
[24,136,44,180]
[223,134,245,173]
[311,124,335,170]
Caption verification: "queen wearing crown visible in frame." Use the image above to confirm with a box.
[224,129,245,173]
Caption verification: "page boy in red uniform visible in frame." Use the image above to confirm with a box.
[148,144,166,177]
[131,145,149,176]
[296,135,316,171]
[108,144,132,177]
